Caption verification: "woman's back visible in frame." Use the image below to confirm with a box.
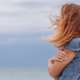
[57,37,80,80]
[43,3,80,80]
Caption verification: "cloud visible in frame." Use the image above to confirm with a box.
[0,0,65,34]
[0,26,53,46]
[0,0,80,67]
[0,0,80,46]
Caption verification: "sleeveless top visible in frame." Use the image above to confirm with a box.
[57,37,80,80]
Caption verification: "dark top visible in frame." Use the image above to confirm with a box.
[57,37,80,80]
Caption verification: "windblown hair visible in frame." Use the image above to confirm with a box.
[43,3,80,49]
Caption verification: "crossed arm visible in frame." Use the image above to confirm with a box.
[48,49,76,79]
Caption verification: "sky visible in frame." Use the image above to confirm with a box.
[0,0,80,68]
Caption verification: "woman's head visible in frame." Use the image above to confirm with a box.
[43,3,80,48]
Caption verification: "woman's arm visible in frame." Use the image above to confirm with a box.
[48,49,76,78]
[48,50,68,80]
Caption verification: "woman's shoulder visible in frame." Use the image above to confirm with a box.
[64,37,80,52]
[68,37,79,43]
[65,37,80,46]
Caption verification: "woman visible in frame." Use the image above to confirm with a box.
[43,3,80,80]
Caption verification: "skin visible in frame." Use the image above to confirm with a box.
[48,50,67,80]
[48,47,76,80]
[53,50,68,62]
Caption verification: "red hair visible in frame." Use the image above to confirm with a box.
[43,3,80,48]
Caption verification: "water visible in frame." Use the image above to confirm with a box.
[0,68,54,80]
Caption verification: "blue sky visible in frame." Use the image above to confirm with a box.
[0,0,79,67]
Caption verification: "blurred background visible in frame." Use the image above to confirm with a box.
[0,0,79,80]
